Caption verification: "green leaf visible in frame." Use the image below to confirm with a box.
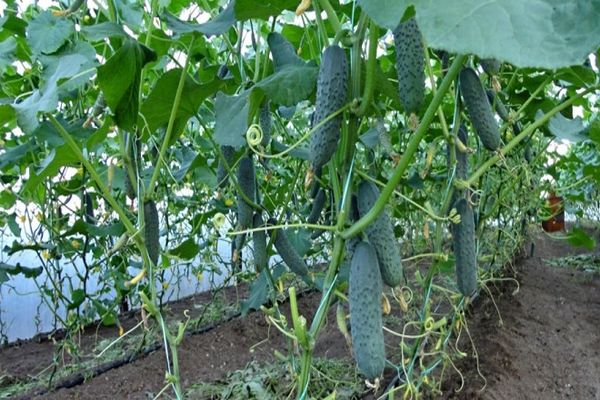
[285,229,311,257]
[0,103,16,126]
[255,64,318,106]
[0,37,17,70]
[97,39,156,131]
[23,144,81,192]
[80,22,126,41]
[588,118,600,145]
[0,140,36,170]
[543,111,588,142]
[26,11,74,54]
[267,32,305,70]
[63,220,126,238]
[271,140,309,160]
[240,264,286,316]
[163,1,235,37]
[417,0,600,68]
[234,0,297,21]
[214,91,250,148]
[566,227,596,250]
[0,190,16,209]
[168,238,200,260]
[0,262,43,280]
[141,69,224,134]
[360,0,600,68]
[68,289,86,309]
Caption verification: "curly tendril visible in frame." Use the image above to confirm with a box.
[246,124,263,147]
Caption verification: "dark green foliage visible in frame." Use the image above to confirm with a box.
[216,145,236,189]
[452,198,477,296]
[524,142,533,163]
[357,180,403,287]
[271,227,309,277]
[349,241,385,380]
[480,58,501,75]
[393,17,425,114]
[144,200,160,266]
[486,89,510,122]
[307,188,326,224]
[309,45,348,173]
[460,68,500,151]
[259,101,272,147]
[236,156,256,229]
[252,213,268,272]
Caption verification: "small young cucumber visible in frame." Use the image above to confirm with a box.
[216,145,236,189]
[349,241,386,380]
[307,188,326,224]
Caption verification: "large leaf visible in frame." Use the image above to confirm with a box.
[240,264,286,316]
[23,144,81,192]
[543,111,588,142]
[97,39,156,131]
[267,32,305,71]
[255,65,318,106]
[167,238,200,260]
[80,22,126,41]
[566,227,596,250]
[359,0,600,68]
[163,1,236,37]
[141,69,224,134]
[214,91,250,148]
[234,0,297,21]
[26,11,74,55]
[0,37,17,70]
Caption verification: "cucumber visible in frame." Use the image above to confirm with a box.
[349,241,385,380]
[83,192,94,224]
[216,145,236,189]
[393,17,425,114]
[144,200,160,266]
[480,58,501,75]
[452,198,477,297]
[486,89,510,122]
[252,213,268,272]
[345,195,361,262]
[270,226,309,277]
[309,45,348,173]
[259,101,272,147]
[459,68,500,151]
[524,142,533,163]
[455,124,469,181]
[357,180,403,287]
[236,155,256,229]
[307,188,326,224]
[125,131,141,199]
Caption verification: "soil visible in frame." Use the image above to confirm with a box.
[2,230,599,399]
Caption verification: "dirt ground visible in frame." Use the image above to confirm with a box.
[2,230,599,399]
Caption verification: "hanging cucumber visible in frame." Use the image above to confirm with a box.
[486,89,510,122]
[309,45,348,173]
[124,131,141,200]
[459,67,500,151]
[307,188,326,224]
[236,156,256,229]
[479,58,501,75]
[452,198,477,297]
[216,145,236,189]
[349,241,385,380]
[270,224,309,277]
[259,101,272,147]
[393,17,425,114]
[357,180,403,287]
[252,213,268,272]
[144,200,160,266]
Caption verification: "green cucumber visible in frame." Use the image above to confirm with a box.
[357,180,403,287]
[144,200,160,266]
[252,213,268,272]
[393,17,425,114]
[216,145,236,189]
[259,101,272,147]
[124,131,141,200]
[307,188,326,224]
[486,89,510,122]
[480,58,501,75]
[309,45,348,173]
[349,241,385,380]
[83,192,94,224]
[270,225,309,277]
[452,198,477,296]
[236,156,256,229]
[455,124,469,181]
[460,67,500,151]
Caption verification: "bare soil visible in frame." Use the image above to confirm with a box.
[2,231,599,399]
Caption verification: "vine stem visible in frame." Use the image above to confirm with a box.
[341,54,469,239]
[317,0,342,37]
[47,115,140,247]
[356,21,378,116]
[466,86,596,186]
[146,37,195,197]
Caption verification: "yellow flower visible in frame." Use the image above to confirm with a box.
[224,198,234,207]
[42,250,50,260]
[71,240,81,249]
[212,212,226,229]
[19,215,26,223]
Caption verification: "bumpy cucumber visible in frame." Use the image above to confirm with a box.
[307,188,326,224]
[270,227,309,277]
[393,17,425,114]
[252,213,268,272]
[144,200,160,266]
[486,89,510,122]
[480,58,501,75]
[345,195,361,262]
[124,132,141,199]
[349,241,385,380]
[459,68,500,151]
[216,145,236,189]
[357,180,403,287]
[236,156,256,229]
[455,124,469,181]
[83,192,94,224]
[259,101,272,147]
[452,198,477,296]
[309,45,348,173]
